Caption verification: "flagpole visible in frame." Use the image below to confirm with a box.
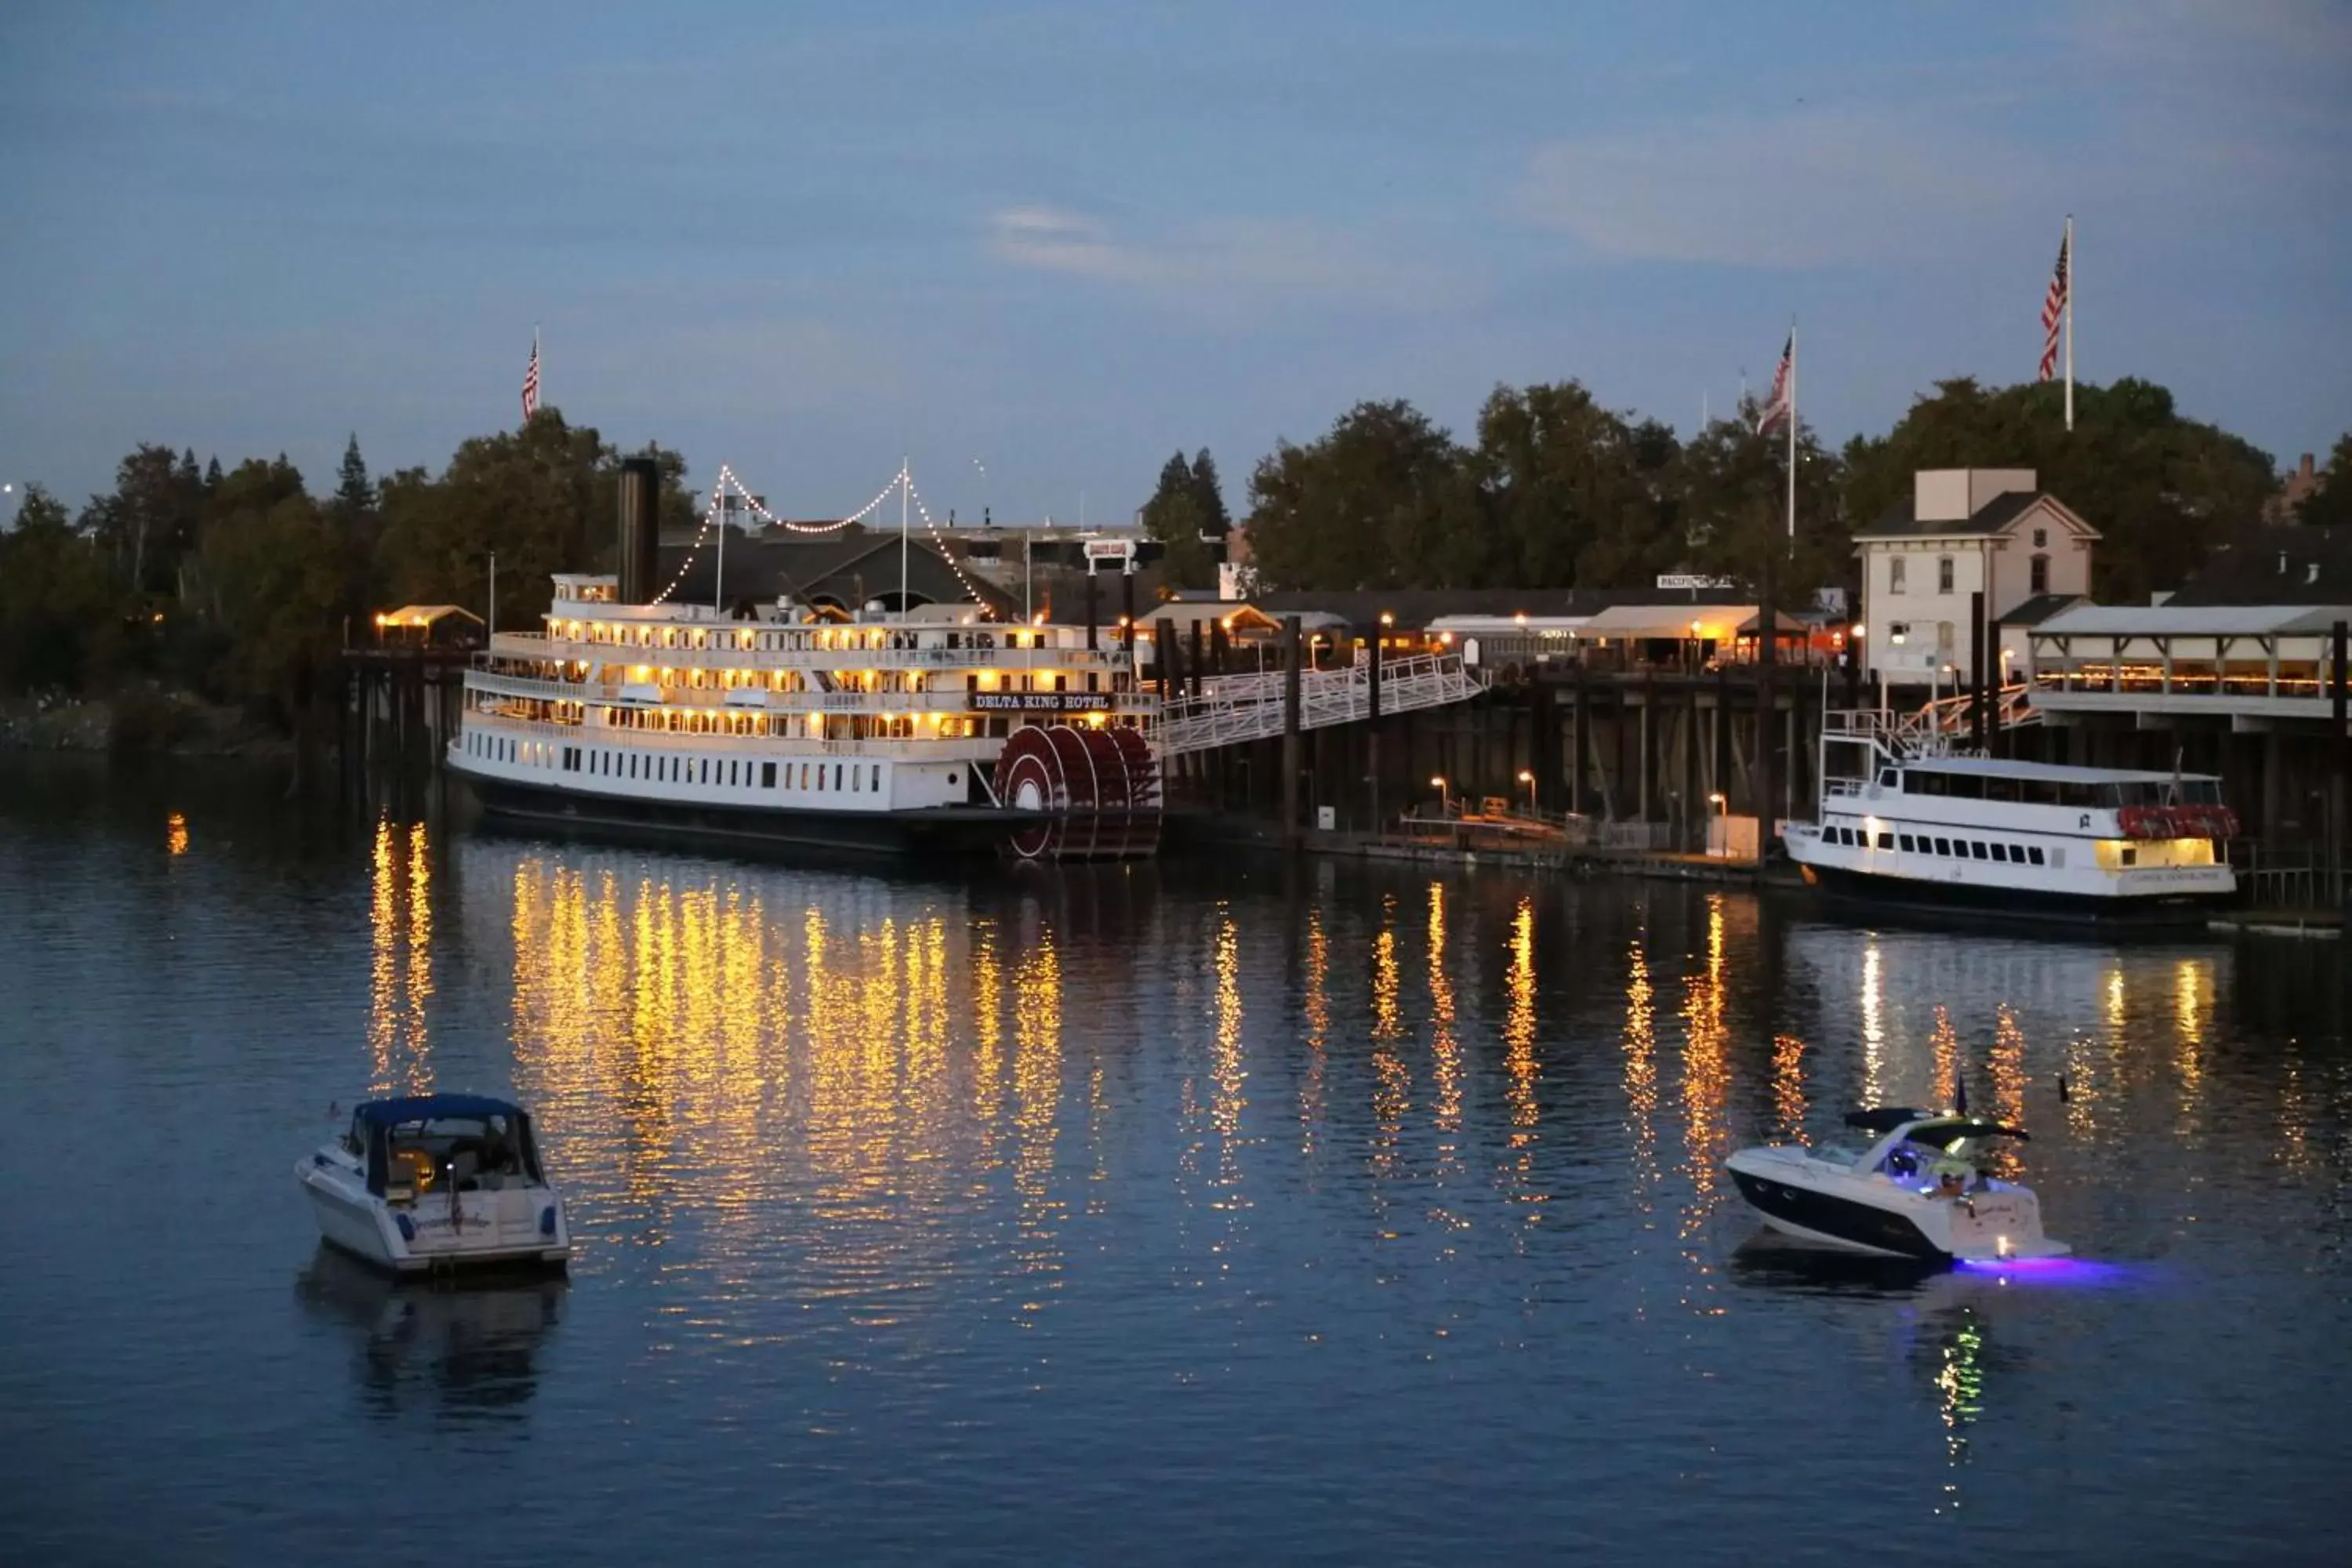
[1786,319,1798,546]
[899,458,911,612]
[2063,215,2074,433]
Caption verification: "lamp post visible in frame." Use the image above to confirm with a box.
[1517,768,1537,815]
[1431,775,1450,816]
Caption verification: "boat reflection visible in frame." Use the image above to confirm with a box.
[294,1244,564,1423]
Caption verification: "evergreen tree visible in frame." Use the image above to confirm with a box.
[204,456,223,492]
[1187,449,1230,538]
[333,433,377,521]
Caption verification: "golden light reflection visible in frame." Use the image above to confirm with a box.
[1207,913,1250,1219]
[2173,959,2210,1118]
[1678,895,1732,1238]
[1931,1005,1959,1111]
[1621,939,1657,1202]
[1370,896,1407,1174]
[1503,898,1538,1142]
[1859,939,1885,1109]
[1771,1033,1807,1141]
[165,811,188,855]
[365,816,432,1096]
[1011,920,1066,1313]
[1300,908,1329,1151]
[1426,884,1461,1155]
[1990,1007,2028,1177]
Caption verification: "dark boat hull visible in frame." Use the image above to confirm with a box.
[460,772,1036,858]
[1729,1167,1946,1260]
[1792,860,2225,931]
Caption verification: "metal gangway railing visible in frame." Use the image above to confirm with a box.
[1153,652,1483,758]
[1825,683,2042,762]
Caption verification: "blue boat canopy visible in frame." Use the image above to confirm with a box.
[354,1093,526,1127]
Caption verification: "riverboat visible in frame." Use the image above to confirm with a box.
[446,571,1162,860]
[298,1094,572,1275]
[1784,711,2237,927]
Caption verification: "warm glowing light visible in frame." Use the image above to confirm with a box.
[1852,622,1867,639]
[1429,775,1446,789]
[1378,611,1395,627]
[165,811,189,856]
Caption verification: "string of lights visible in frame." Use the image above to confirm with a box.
[899,472,993,608]
[648,464,910,606]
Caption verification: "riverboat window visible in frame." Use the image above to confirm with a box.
[1934,837,1952,855]
[1938,557,1955,593]
[1878,832,1894,850]
[1989,844,2007,862]
[871,765,881,792]
[835,764,844,790]
[762,762,776,789]
[2029,847,2046,865]
[1970,841,1987,858]
[851,766,860,792]
[800,764,810,789]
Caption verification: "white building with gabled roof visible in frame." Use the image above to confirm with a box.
[1855,469,2100,687]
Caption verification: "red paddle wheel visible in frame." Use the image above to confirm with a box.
[993,724,1162,860]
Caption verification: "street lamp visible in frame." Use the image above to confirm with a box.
[1516,768,1537,814]
[1431,775,1450,815]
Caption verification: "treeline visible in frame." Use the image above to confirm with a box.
[0,411,692,725]
[1186,376,2319,606]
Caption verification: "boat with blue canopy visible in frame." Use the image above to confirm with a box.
[297,1094,572,1274]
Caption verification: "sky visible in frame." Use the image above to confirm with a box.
[2,0,2346,525]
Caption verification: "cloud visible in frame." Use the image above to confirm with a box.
[1515,108,2042,269]
[982,205,1461,313]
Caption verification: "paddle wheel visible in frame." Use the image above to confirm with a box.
[993,724,1162,860]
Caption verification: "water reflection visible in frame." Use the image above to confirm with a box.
[368,816,434,1096]
[294,1246,564,1425]
[165,810,188,856]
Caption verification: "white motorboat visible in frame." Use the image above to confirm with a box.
[298,1094,571,1274]
[1725,1107,2070,1263]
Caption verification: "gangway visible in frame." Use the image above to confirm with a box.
[1153,652,1483,758]
[1825,682,2042,762]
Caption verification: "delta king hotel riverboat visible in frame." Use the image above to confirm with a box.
[446,464,1163,859]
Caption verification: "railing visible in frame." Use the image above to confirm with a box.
[495,628,1134,673]
[457,711,1000,760]
[1153,653,1483,757]
[464,667,1154,717]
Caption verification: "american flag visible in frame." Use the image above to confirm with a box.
[1755,333,1794,434]
[521,337,541,422]
[2039,230,2070,382]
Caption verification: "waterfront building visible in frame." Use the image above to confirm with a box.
[1855,470,2097,688]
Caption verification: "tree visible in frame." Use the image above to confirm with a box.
[1141,452,1216,590]
[1244,400,1478,589]
[1842,377,2276,604]
[1679,402,1849,601]
[0,485,119,694]
[333,434,377,523]
[82,443,207,596]
[192,464,346,721]
[1468,381,1682,589]
[1187,449,1230,539]
[2296,431,2352,527]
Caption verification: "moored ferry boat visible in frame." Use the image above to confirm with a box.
[1785,711,2236,927]
[448,571,1163,859]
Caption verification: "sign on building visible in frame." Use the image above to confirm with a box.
[1656,574,1737,591]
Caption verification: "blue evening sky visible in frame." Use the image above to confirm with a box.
[2,0,2345,524]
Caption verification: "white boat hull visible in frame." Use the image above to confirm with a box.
[1726,1145,2069,1263]
[298,1155,570,1275]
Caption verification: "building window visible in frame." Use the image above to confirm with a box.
[2030,554,2049,594]
[1889,557,1907,595]
[1938,557,1955,594]
[1937,622,1955,654]
[2032,527,2048,548]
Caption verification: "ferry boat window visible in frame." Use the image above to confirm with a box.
[762,762,776,789]
[1877,832,1894,849]
[1933,837,1952,855]
[1971,842,1988,858]
[1988,844,2007,861]
[2029,847,2046,865]
[1917,773,1948,797]
[1879,770,1900,789]
[2118,847,2138,866]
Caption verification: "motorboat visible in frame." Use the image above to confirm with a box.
[298,1094,571,1274]
[1725,1107,2069,1263]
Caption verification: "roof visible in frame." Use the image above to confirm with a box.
[660,529,1019,618]
[354,1094,524,1126]
[1900,754,2219,785]
[1243,585,1744,636]
[381,604,484,625]
[2167,524,2352,606]
[2031,602,2350,637]
[1853,491,2097,542]
[1997,593,2084,628]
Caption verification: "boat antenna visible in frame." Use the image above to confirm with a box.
[1954,1072,1969,1116]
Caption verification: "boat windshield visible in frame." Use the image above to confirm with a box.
[364,1112,542,1199]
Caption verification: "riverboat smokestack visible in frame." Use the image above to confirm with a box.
[619,457,659,604]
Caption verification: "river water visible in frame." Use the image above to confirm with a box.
[2,757,2347,1564]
